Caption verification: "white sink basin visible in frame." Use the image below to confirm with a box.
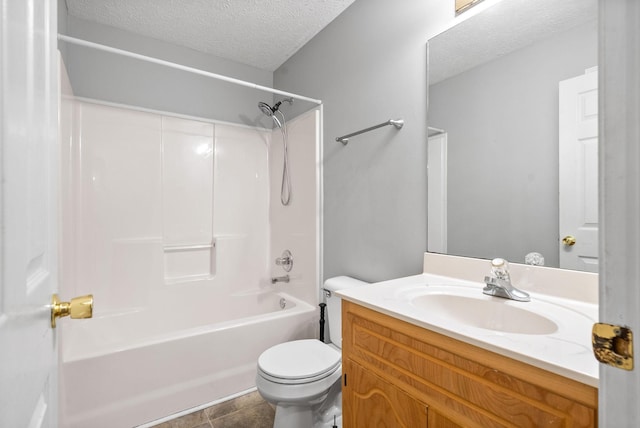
[336,272,599,387]
[411,293,558,335]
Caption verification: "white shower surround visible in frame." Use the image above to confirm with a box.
[59,95,321,426]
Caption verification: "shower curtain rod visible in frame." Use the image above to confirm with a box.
[57,34,323,105]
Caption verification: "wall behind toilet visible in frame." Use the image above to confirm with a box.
[275,0,459,282]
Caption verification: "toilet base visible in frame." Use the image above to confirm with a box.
[272,403,342,428]
[270,380,342,428]
[273,404,313,427]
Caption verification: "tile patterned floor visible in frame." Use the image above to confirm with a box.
[151,391,275,428]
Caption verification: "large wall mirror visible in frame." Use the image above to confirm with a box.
[427,0,598,271]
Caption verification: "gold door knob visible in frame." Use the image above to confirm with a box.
[562,235,577,246]
[51,294,93,328]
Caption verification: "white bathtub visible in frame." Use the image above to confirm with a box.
[59,290,318,428]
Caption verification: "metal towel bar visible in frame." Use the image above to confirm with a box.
[336,119,404,145]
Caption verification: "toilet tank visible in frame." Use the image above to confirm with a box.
[323,276,368,349]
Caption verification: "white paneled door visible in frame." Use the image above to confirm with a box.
[427,131,447,254]
[0,1,59,427]
[559,69,598,272]
[599,1,640,425]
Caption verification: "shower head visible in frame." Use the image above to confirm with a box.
[258,101,274,117]
[258,97,293,118]
[258,99,291,129]
[258,101,282,127]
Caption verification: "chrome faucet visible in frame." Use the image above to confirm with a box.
[483,258,530,302]
[271,275,290,284]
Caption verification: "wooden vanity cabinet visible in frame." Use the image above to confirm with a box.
[341,301,597,428]
[343,358,429,427]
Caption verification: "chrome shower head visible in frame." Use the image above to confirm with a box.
[258,101,274,117]
[258,98,293,118]
[258,102,281,127]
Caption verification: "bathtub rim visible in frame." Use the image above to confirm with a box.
[62,290,317,363]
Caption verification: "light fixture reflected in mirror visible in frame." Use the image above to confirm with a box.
[456,0,485,15]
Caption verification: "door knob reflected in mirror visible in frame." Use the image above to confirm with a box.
[562,235,577,246]
[51,294,93,328]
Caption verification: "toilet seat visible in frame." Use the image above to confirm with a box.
[257,339,341,385]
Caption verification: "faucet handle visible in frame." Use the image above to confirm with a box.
[275,249,293,272]
[491,258,507,268]
[525,252,545,266]
[490,258,510,281]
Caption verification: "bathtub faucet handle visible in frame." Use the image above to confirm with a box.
[275,249,293,272]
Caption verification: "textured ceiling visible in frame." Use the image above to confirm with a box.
[66,0,356,71]
[429,0,598,85]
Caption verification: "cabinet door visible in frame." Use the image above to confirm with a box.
[428,411,464,428]
[343,359,427,428]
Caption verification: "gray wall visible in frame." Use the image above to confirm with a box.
[428,21,597,267]
[61,15,276,126]
[59,0,466,283]
[58,0,68,59]
[275,0,453,282]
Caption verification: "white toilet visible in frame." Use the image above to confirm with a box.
[256,276,367,428]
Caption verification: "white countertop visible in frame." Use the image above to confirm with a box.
[337,272,599,387]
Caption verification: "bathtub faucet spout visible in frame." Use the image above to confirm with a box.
[271,275,290,284]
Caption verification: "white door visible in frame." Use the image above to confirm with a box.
[558,69,598,272]
[0,1,60,427]
[427,130,447,254]
[599,0,640,425]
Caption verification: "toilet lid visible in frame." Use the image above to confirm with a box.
[258,339,341,382]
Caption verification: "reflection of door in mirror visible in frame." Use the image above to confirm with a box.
[559,69,598,272]
[428,128,447,254]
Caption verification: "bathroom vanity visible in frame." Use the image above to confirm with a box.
[341,301,596,427]
[338,254,599,427]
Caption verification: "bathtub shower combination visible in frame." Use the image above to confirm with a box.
[59,96,321,427]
